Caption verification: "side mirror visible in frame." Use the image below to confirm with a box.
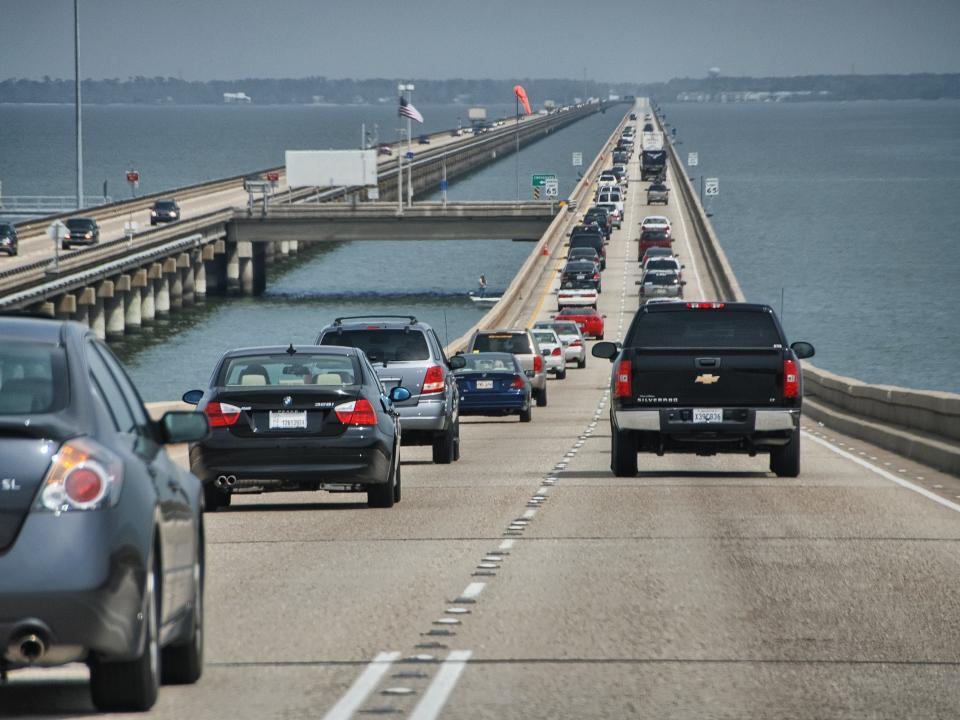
[389,386,412,402]
[182,389,203,405]
[160,411,209,444]
[681,264,686,268]
[591,341,620,360]
[448,355,466,370]
[681,281,687,285]
[602,314,607,318]
[791,341,815,360]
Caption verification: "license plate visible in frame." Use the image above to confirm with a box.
[476,380,494,390]
[576,274,586,280]
[269,410,307,429]
[693,408,723,424]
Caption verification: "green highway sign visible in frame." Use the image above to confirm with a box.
[531,173,557,188]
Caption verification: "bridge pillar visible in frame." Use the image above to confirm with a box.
[99,279,125,339]
[144,263,161,321]
[155,261,171,316]
[265,241,276,265]
[34,301,55,318]
[55,293,77,322]
[127,270,147,332]
[85,286,105,340]
[238,241,258,296]
[280,240,290,256]
[165,257,182,310]
[225,234,240,294]
[178,253,195,306]
[289,240,298,256]
[194,252,207,298]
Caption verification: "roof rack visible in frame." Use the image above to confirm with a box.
[332,315,418,326]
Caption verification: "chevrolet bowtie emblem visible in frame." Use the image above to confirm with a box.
[695,373,720,385]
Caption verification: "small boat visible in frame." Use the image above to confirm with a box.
[468,292,501,304]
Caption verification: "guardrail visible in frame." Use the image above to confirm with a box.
[657,107,960,477]
[444,107,631,354]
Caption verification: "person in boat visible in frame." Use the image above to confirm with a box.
[477,274,487,298]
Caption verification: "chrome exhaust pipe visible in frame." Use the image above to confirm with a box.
[9,632,46,664]
[225,475,238,487]
[215,475,228,488]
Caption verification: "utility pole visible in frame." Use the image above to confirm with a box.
[406,84,414,208]
[515,95,520,201]
[74,0,84,209]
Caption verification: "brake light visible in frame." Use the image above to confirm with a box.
[38,438,122,512]
[551,347,562,356]
[421,365,445,394]
[784,359,800,398]
[570,339,582,347]
[534,355,543,373]
[593,273,600,281]
[686,303,725,310]
[511,375,525,389]
[205,401,242,427]
[335,398,377,426]
[615,359,632,398]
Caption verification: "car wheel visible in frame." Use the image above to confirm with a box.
[161,539,204,685]
[577,356,586,369]
[536,386,548,408]
[393,460,402,503]
[203,484,230,512]
[770,428,801,478]
[611,428,638,477]
[432,424,456,464]
[89,552,161,712]
[368,460,396,508]
[598,333,605,340]
[519,402,533,423]
[556,367,567,380]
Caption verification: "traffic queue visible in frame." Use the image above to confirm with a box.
[0,113,654,710]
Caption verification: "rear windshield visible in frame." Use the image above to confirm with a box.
[220,354,359,387]
[552,322,580,335]
[155,201,176,209]
[570,236,603,249]
[641,230,670,240]
[649,184,667,192]
[66,218,95,229]
[472,333,532,354]
[627,311,782,348]
[457,353,516,373]
[532,332,558,345]
[0,342,69,414]
[320,329,430,363]
[646,259,678,271]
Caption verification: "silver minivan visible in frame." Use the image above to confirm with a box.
[466,329,549,407]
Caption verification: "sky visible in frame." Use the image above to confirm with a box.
[2,0,959,83]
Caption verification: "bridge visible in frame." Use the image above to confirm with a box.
[4,100,960,719]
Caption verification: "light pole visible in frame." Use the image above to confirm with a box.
[396,83,408,215]
[515,95,521,201]
[399,83,415,208]
[74,0,84,209]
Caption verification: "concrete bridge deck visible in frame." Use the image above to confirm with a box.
[5,102,960,719]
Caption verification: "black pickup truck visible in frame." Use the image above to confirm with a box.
[592,302,815,477]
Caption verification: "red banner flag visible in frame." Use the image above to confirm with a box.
[513,85,532,115]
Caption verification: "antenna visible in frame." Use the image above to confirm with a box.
[443,310,449,348]
[780,287,785,320]
[286,343,296,356]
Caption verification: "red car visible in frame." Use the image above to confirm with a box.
[638,229,673,261]
[555,307,605,339]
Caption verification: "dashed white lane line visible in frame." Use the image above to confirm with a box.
[320,651,401,720]
[804,431,960,514]
[460,582,486,599]
[522,508,537,519]
[499,539,515,551]
[407,651,473,720]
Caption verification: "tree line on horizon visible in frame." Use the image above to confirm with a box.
[1,73,958,105]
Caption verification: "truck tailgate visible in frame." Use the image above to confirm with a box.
[629,348,784,407]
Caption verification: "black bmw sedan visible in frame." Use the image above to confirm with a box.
[0,316,209,711]
[184,345,409,510]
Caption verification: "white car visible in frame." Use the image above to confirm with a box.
[531,328,567,379]
[642,255,684,279]
[597,190,624,218]
[640,215,672,234]
[596,174,619,193]
[557,286,598,310]
[535,320,587,369]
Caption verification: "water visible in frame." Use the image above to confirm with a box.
[661,100,960,393]
[3,104,623,400]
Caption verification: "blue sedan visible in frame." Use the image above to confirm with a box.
[454,352,532,422]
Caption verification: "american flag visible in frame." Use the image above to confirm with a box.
[398,96,424,124]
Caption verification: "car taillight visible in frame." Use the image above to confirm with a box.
[421,365,445,394]
[551,347,562,356]
[593,273,600,281]
[335,398,377,426]
[686,303,725,310]
[511,375,525,389]
[615,359,632,398]
[204,401,242,427]
[784,359,800,398]
[38,438,122,512]
[534,355,543,373]
[570,339,582,347]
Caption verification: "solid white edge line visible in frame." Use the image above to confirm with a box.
[408,650,473,720]
[804,431,960,514]
[461,582,485,599]
[667,156,707,300]
[320,650,401,720]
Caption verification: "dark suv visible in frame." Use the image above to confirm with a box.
[150,199,181,225]
[63,217,100,249]
[0,222,17,256]
[317,315,465,463]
